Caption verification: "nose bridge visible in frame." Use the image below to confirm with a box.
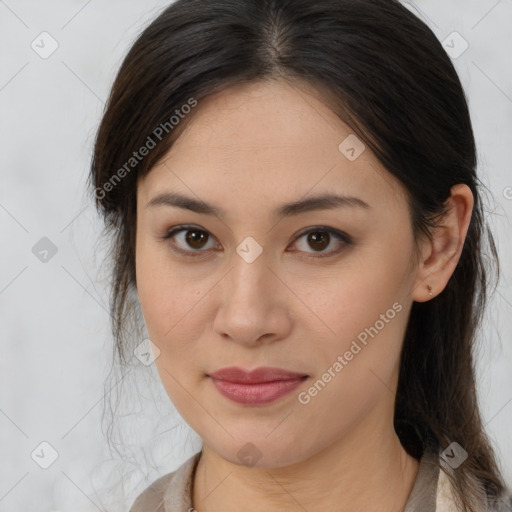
[213,244,290,344]
[227,246,272,305]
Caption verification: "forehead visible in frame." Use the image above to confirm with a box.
[160,78,357,157]
[137,78,407,213]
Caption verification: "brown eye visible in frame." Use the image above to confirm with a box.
[162,226,218,256]
[162,225,352,259]
[185,229,209,249]
[290,227,352,257]
[306,231,330,252]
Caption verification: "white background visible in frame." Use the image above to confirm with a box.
[0,1,511,511]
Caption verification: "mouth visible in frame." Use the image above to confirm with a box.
[207,366,309,405]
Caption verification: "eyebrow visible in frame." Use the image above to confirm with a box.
[145,191,370,218]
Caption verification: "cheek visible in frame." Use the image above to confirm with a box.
[135,235,214,352]
[295,239,412,374]
[136,236,181,339]
[294,259,406,340]
[292,273,408,433]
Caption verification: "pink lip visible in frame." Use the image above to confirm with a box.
[208,366,308,405]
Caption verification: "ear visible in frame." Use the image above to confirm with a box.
[412,184,474,303]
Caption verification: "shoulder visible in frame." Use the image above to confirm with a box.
[436,456,512,512]
[129,451,202,512]
[492,490,512,512]
[129,472,174,512]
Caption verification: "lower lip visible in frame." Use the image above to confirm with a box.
[210,377,307,405]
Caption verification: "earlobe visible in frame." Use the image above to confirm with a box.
[411,184,474,303]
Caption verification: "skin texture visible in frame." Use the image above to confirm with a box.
[135,78,474,512]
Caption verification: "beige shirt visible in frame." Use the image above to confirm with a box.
[129,449,511,512]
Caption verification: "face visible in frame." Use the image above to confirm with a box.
[135,78,419,469]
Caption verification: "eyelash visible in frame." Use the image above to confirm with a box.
[159,225,352,259]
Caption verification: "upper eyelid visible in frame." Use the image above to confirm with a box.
[165,225,346,241]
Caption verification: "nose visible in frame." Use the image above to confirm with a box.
[213,250,293,346]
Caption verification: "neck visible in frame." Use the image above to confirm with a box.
[192,417,420,512]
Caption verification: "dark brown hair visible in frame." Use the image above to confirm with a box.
[89,0,511,510]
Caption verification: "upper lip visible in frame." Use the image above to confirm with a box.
[208,366,308,384]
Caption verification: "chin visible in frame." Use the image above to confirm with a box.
[209,435,311,470]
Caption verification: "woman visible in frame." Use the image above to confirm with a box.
[89,0,512,510]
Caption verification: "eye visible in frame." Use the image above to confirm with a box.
[288,226,352,257]
[160,225,352,258]
[161,225,218,257]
